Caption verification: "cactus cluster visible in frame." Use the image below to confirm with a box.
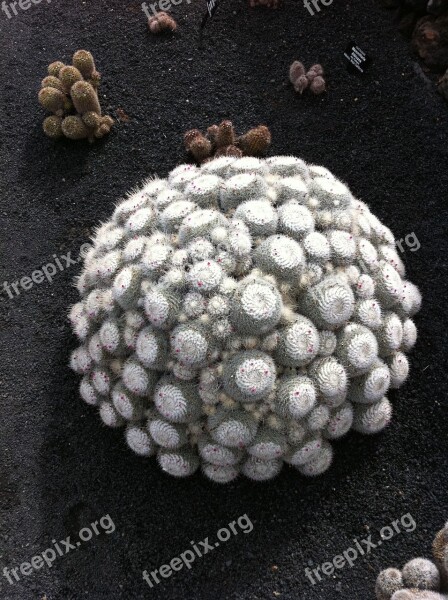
[184,121,272,165]
[69,155,421,482]
[147,11,177,34]
[376,523,448,600]
[38,50,114,143]
[249,0,282,8]
[289,61,326,95]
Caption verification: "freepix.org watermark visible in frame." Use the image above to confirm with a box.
[142,514,254,588]
[141,0,190,19]
[1,0,51,19]
[304,512,417,586]
[2,243,91,300]
[303,0,333,16]
[2,514,115,585]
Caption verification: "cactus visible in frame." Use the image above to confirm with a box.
[38,50,113,142]
[69,155,420,482]
[376,524,448,600]
[238,126,272,157]
[71,81,101,115]
[289,61,327,96]
[184,120,272,165]
[42,115,63,140]
[148,11,177,34]
[72,49,97,79]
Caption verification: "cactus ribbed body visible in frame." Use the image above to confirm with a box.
[70,156,420,481]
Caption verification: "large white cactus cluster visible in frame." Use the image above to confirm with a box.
[69,155,421,483]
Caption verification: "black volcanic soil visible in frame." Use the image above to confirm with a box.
[0,1,447,599]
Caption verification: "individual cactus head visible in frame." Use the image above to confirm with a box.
[58,65,83,92]
[309,63,324,77]
[41,76,65,92]
[70,155,420,482]
[238,125,272,157]
[47,61,65,77]
[72,49,96,78]
[310,75,326,95]
[82,111,101,129]
[216,120,236,148]
[215,145,243,159]
[70,80,101,115]
[43,115,63,140]
[61,115,89,140]
[402,558,441,591]
[184,130,212,163]
[289,60,305,84]
[38,87,66,116]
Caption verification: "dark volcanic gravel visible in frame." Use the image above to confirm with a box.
[0,1,447,599]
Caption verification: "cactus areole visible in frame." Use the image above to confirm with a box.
[69,155,421,483]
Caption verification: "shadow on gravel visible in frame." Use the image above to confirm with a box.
[35,334,412,600]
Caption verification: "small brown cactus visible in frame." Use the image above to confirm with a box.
[183,120,272,164]
[59,66,83,93]
[215,144,243,158]
[289,60,306,83]
[310,75,326,95]
[82,111,101,129]
[61,115,89,140]
[71,81,101,115]
[72,50,96,79]
[38,50,114,143]
[206,124,219,143]
[43,116,63,140]
[148,11,177,34]
[41,76,65,93]
[47,61,64,77]
[294,74,309,94]
[289,60,326,96]
[38,87,66,116]
[215,120,236,148]
[238,125,271,156]
[184,130,213,163]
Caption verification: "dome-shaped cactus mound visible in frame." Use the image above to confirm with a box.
[69,155,421,482]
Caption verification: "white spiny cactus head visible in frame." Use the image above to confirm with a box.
[296,440,334,476]
[241,456,283,481]
[401,558,441,591]
[375,568,404,600]
[125,424,154,456]
[70,156,420,482]
[198,435,242,466]
[202,463,240,483]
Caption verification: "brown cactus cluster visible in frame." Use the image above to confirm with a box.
[183,120,272,164]
[148,11,177,34]
[377,0,448,101]
[289,61,326,95]
[249,0,282,9]
[38,50,114,143]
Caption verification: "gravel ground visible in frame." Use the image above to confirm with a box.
[0,0,447,599]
